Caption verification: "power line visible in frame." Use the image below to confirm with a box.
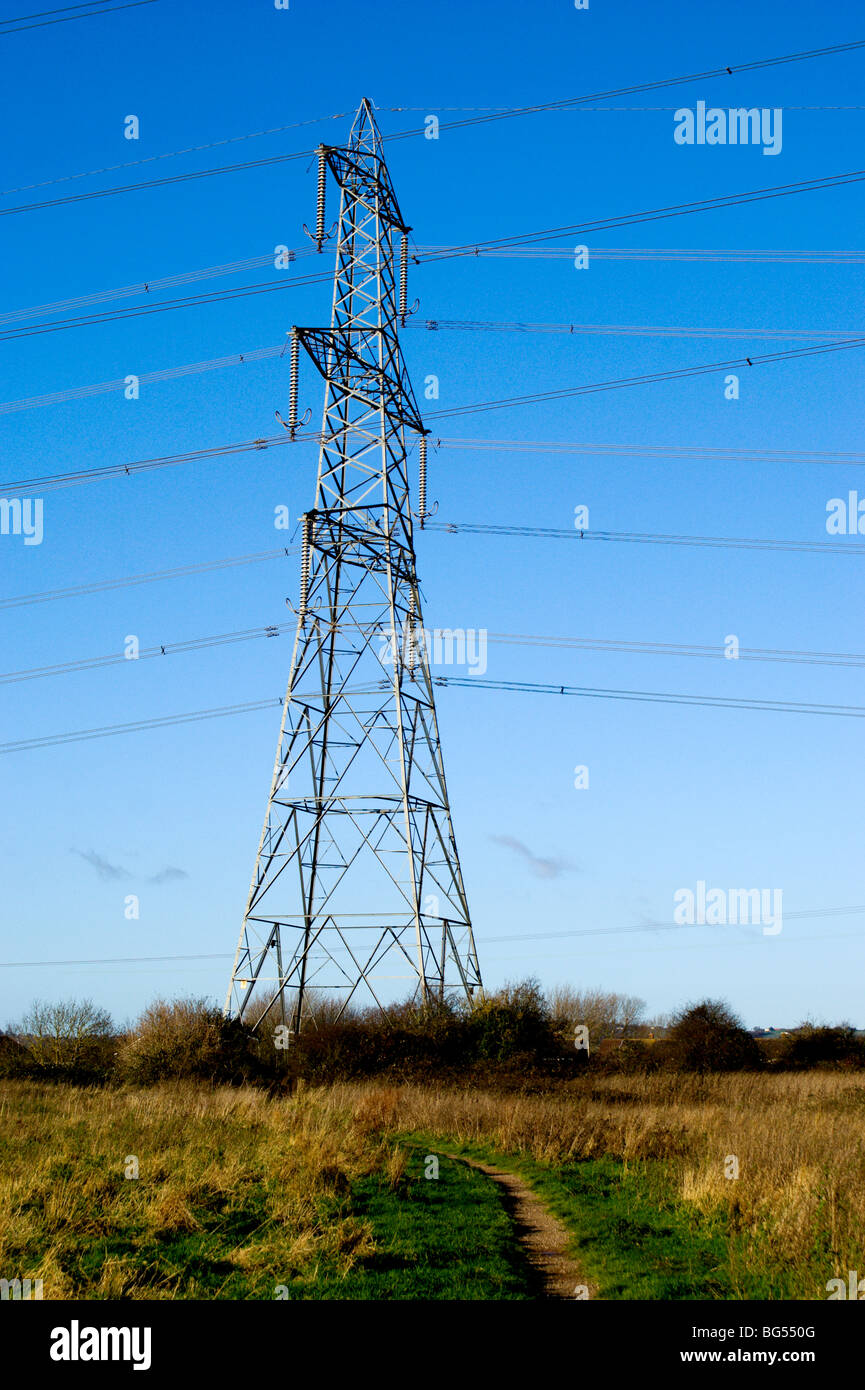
[1,0,119,17]
[0,131,347,198]
[5,416,864,499]
[424,335,865,422]
[383,40,865,140]
[0,547,296,612]
[1,435,302,494]
[486,633,865,671]
[0,952,232,967]
[6,166,865,337]
[427,519,865,556]
[0,246,315,327]
[7,621,865,688]
[6,333,865,455]
[0,141,322,217]
[7,34,864,198]
[3,167,862,338]
[10,315,862,415]
[0,0,161,35]
[5,243,858,332]
[483,903,865,945]
[0,269,332,343]
[432,676,865,719]
[6,109,863,200]
[426,319,864,342]
[433,436,865,466]
[0,344,290,414]
[4,903,865,966]
[4,322,864,489]
[21,323,856,434]
[418,245,865,264]
[418,170,865,267]
[0,698,284,754]
[3,40,864,214]
[480,929,865,965]
[5,168,860,340]
[5,678,865,757]
[0,621,295,684]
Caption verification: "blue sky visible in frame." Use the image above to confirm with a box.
[1,0,864,1030]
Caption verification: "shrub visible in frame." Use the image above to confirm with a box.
[117,997,260,1084]
[278,984,569,1081]
[466,978,558,1062]
[0,1031,33,1079]
[665,999,762,1072]
[5,998,116,1081]
[776,1024,865,1070]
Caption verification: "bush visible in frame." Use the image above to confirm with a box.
[665,999,762,1072]
[466,978,558,1062]
[590,1038,665,1074]
[776,1024,865,1070]
[117,997,260,1084]
[277,983,569,1081]
[0,1031,34,1079]
[5,998,116,1082]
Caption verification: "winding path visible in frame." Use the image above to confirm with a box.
[453,1153,591,1300]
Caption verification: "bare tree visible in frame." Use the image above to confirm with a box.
[546,985,646,1046]
[15,998,114,1068]
[617,994,647,1037]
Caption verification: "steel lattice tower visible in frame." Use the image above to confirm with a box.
[226,98,482,1032]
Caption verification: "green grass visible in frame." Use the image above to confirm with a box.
[290,1145,535,1299]
[0,1084,536,1300]
[4,1082,814,1300]
[394,1131,792,1300]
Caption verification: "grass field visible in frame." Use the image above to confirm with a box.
[365,1072,865,1300]
[0,1082,530,1299]
[2,1072,862,1300]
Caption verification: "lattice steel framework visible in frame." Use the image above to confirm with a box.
[226,98,482,1033]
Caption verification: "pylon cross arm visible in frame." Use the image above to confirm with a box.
[296,327,425,436]
[324,147,409,235]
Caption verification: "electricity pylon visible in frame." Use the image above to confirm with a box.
[226,98,482,1033]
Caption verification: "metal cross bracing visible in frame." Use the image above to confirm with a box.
[226,98,482,1034]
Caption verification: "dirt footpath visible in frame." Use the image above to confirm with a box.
[455,1153,592,1300]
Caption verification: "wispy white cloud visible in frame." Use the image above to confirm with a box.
[148,866,189,885]
[491,835,574,880]
[72,848,130,882]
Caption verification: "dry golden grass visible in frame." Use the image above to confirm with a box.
[0,1081,386,1299]
[330,1071,865,1285]
[3,1071,863,1299]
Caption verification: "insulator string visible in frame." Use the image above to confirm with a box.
[299,514,312,615]
[399,233,409,326]
[288,329,299,437]
[315,147,327,251]
[418,435,427,527]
